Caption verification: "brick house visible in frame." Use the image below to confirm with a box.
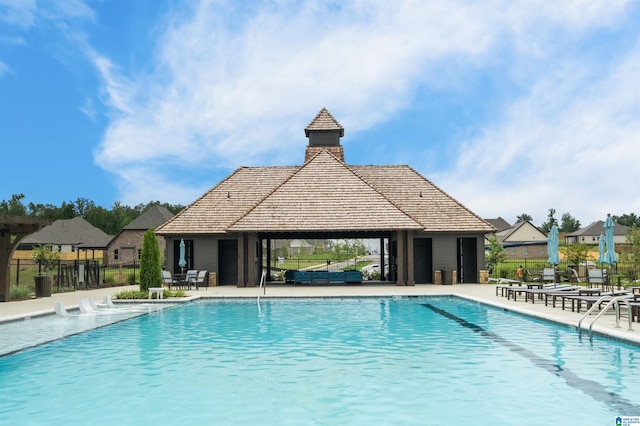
[105,205,174,266]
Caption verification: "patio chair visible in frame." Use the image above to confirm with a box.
[587,268,609,290]
[185,269,197,290]
[162,270,178,290]
[193,270,208,290]
[568,268,582,283]
[541,268,556,283]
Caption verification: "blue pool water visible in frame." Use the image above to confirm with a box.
[0,297,639,425]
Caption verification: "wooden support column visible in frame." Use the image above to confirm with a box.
[407,231,415,286]
[236,233,246,287]
[396,231,406,286]
[0,218,48,302]
[246,233,258,287]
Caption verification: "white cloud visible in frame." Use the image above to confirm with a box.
[89,0,634,208]
[435,41,640,225]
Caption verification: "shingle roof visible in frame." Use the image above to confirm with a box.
[228,151,422,232]
[157,149,495,235]
[124,205,174,230]
[350,165,494,232]
[485,217,511,232]
[157,166,298,234]
[21,216,112,248]
[305,107,344,137]
[566,220,627,237]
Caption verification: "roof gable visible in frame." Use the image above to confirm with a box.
[305,107,344,137]
[497,221,546,243]
[228,150,422,232]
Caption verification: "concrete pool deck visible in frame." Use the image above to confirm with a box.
[1,283,639,346]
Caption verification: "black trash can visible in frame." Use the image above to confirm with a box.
[34,275,52,297]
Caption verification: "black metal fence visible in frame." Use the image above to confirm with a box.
[9,259,140,293]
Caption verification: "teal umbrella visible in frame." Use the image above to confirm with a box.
[597,233,606,264]
[604,214,617,265]
[547,224,560,265]
[178,239,187,271]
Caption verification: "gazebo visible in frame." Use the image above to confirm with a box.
[157,108,495,286]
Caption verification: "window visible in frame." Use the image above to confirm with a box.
[138,249,142,260]
[114,249,119,260]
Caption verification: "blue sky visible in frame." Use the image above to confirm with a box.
[1,0,639,227]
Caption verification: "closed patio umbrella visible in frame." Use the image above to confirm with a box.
[604,214,617,265]
[597,233,606,264]
[179,239,187,272]
[547,224,560,266]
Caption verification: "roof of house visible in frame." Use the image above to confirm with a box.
[566,220,628,237]
[496,220,547,244]
[157,149,495,235]
[124,205,174,230]
[21,216,112,249]
[485,217,511,232]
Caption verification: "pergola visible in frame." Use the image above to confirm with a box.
[0,214,49,302]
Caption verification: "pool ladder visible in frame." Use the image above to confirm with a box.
[577,295,634,339]
[257,271,267,304]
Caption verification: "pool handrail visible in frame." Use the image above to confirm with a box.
[257,271,267,304]
[577,295,634,339]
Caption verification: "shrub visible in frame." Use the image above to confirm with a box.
[113,289,186,299]
[139,229,162,292]
[10,286,32,300]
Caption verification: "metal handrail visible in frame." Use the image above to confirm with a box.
[577,295,634,339]
[257,271,267,304]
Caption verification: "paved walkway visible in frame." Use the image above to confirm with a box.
[1,283,639,345]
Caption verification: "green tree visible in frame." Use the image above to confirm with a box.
[560,243,590,267]
[559,212,580,233]
[516,213,532,223]
[0,193,28,216]
[623,227,640,281]
[540,208,557,234]
[485,234,506,276]
[139,229,162,292]
[614,213,640,228]
[31,244,62,272]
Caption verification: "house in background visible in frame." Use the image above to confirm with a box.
[492,220,548,259]
[485,217,511,233]
[18,216,111,258]
[105,205,175,266]
[565,220,628,246]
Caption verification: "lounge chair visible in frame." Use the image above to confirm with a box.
[54,301,69,316]
[562,291,631,312]
[512,284,577,303]
[103,294,115,307]
[78,298,97,313]
[495,278,524,296]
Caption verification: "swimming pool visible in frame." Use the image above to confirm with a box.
[0,297,638,425]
